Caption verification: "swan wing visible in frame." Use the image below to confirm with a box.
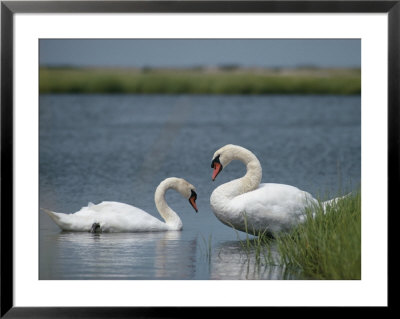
[229,183,317,233]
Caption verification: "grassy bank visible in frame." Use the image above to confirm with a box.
[39,67,361,95]
[238,189,361,280]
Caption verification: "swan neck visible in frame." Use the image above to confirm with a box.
[154,179,183,230]
[236,149,262,194]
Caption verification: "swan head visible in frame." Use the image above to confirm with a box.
[168,178,198,213]
[211,144,242,181]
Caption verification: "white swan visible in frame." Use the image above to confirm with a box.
[43,177,198,232]
[210,144,347,235]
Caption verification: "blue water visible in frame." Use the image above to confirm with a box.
[39,94,360,280]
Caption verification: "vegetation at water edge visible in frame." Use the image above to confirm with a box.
[39,66,361,95]
[236,188,361,280]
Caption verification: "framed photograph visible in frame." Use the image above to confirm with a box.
[1,0,395,317]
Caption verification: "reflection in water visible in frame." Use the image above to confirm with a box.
[209,241,300,280]
[40,231,197,280]
[154,231,197,279]
[40,229,301,280]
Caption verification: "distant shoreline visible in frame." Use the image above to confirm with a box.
[39,66,361,95]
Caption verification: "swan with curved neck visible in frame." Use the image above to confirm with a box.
[43,177,198,232]
[210,144,343,235]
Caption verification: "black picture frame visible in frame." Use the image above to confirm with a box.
[1,1,396,317]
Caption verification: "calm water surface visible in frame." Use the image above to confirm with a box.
[39,94,360,280]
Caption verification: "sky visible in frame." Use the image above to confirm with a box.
[39,39,361,69]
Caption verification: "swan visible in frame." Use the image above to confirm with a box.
[43,177,198,232]
[210,144,347,236]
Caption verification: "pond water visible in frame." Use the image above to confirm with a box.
[39,94,360,280]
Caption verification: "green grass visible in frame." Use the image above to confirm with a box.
[235,189,361,280]
[39,67,361,95]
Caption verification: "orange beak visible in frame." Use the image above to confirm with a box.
[189,196,198,212]
[212,162,222,181]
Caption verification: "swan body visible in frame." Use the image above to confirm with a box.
[43,177,198,232]
[210,144,345,235]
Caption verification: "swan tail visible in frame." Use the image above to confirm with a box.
[41,208,71,230]
[321,193,351,212]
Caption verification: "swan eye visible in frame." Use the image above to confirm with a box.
[190,190,197,200]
